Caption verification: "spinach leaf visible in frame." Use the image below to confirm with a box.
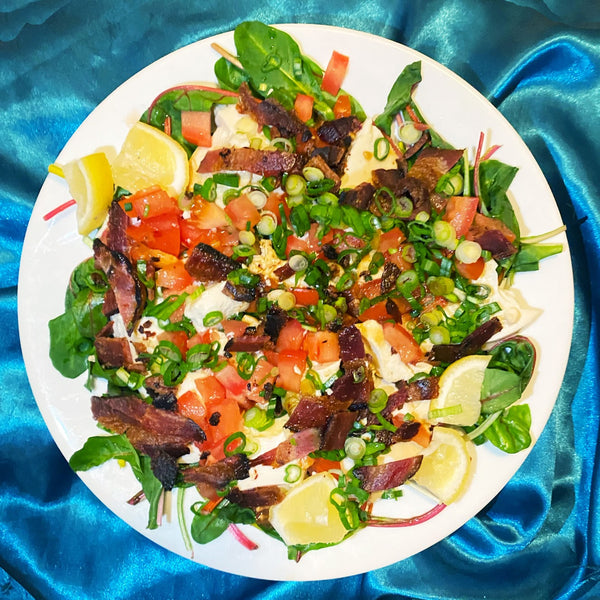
[232,21,365,121]
[50,257,109,378]
[190,500,255,544]
[373,61,422,134]
[478,159,520,238]
[483,405,532,453]
[214,56,248,91]
[49,311,94,378]
[69,434,142,473]
[69,434,163,529]
[511,243,563,273]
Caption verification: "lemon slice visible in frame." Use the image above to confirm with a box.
[62,152,114,235]
[428,354,492,426]
[269,472,347,546]
[111,121,189,199]
[412,426,473,504]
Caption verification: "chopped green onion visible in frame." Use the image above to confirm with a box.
[203,310,223,328]
[344,437,366,461]
[238,230,256,246]
[236,352,257,380]
[271,137,293,152]
[124,202,133,212]
[244,406,274,431]
[222,188,240,204]
[247,189,267,209]
[234,244,256,258]
[398,121,422,145]
[277,291,297,311]
[285,174,306,196]
[401,244,417,263]
[433,220,457,250]
[223,432,247,457]
[428,405,463,420]
[429,325,451,344]
[213,173,240,187]
[368,388,388,413]
[256,214,277,236]
[336,271,356,292]
[284,464,303,483]
[427,276,454,297]
[289,254,309,272]
[286,194,304,208]
[415,211,430,223]
[393,195,413,218]
[302,166,324,181]
[455,240,482,264]
[200,178,217,202]
[374,137,390,161]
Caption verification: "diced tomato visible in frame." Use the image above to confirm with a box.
[187,329,217,349]
[224,194,261,231]
[377,227,407,254]
[264,191,289,222]
[333,94,352,118]
[127,213,181,256]
[221,319,249,337]
[215,364,248,399]
[386,248,414,272]
[286,235,311,257]
[291,288,319,307]
[195,375,226,404]
[130,242,178,268]
[275,318,307,352]
[354,278,382,300]
[181,110,212,147]
[443,196,479,238]
[178,390,206,426]
[189,198,231,229]
[309,457,342,474]
[157,330,189,357]
[155,259,194,292]
[358,300,391,323]
[467,213,517,243]
[180,222,238,253]
[304,331,340,363]
[382,321,424,364]
[277,349,307,393]
[455,256,485,280]
[203,396,243,460]
[246,358,277,403]
[294,93,314,122]
[119,186,180,220]
[321,50,349,96]
[263,349,279,366]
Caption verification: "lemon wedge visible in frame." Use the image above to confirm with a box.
[111,121,189,199]
[428,354,492,426]
[62,152,114,235]
[269,472,347,546]
[412,426,473,504]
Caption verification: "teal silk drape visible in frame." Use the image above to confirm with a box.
[2,1,599,598]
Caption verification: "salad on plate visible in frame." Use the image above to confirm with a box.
[45,21,564,561]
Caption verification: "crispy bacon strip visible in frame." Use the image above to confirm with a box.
[353,456,423,492]
[198,147,306,177]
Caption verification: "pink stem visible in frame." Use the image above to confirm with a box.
[228,523,258,550]
[365,503,447,528]
[473,131,485,198]
[43,198,76,221]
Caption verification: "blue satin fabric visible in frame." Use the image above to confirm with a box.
[2,1,599,598]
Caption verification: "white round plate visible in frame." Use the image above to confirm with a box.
[18,24,573,580]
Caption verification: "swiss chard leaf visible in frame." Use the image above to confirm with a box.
[190,500,256,544]
[478,159,520,238]
[483,404,532,453]
[481,337,535,414]
[373,61,422,134]
[141,88,237,158]
[511,243,563,273]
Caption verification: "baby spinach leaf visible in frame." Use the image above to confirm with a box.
[69,434,163,529]
[511,243,563,273]
[374,61,422,134]
[69,434,142,474]
[214,56,248,91]
[190,500,255,544]
[483,404,532,453]
[49,311,94,378]
[478,159,520,238]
